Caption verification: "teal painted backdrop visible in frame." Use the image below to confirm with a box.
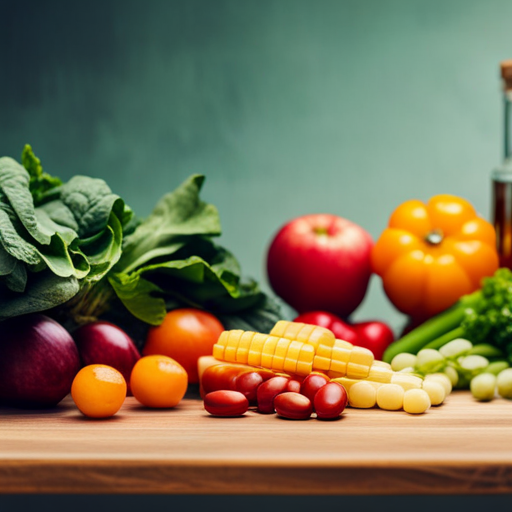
[1,0,512,334]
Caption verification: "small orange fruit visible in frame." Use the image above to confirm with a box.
[143,308,224,384]
[71,364,127,418]
[130,355,188,408]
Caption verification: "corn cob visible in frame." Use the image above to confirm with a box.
[212,321,374,378]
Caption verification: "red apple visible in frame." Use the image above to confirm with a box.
[266,214,374,318]
[72,321,141,388]
[0,314,81,408]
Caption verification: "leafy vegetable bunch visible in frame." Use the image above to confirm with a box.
[0,146,280,345]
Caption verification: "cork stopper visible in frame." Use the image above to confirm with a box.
[501,59,512,90]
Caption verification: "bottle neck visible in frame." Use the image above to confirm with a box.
[505,89,512,160]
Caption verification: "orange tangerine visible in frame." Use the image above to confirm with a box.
[71,364,127,418]
[130,355,188,408]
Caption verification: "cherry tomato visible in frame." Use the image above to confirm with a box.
[204,390,249,417]
[300,372,330,409]
[256,376,290,414]
[314,381,348,420]
[143,308,224,384]
[274,392,313,420]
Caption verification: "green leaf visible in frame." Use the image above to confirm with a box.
[0,247,16,276]
[21,144,62,205]
[0,157,51,245]
[0,208,42,266]
[118,174,221,273]
[108,272,166,325]
[3,261,28,293]
[0,271,79,321]
[44,175,130,239]
[77,212,124,282]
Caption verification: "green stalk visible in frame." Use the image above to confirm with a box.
[421,326,466,350]
[382,290,481,363]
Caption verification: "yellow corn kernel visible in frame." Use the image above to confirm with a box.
[332,376,381,391]
[316,343,332,358]
[271,321,335,350]
[331,344,351,363]
[260,335,280,368]
[372,360,392,369]
[422,380,446,406]
[329,358,348,375]
[224,330,244,362]
[376,383,404,411]
[247,332,268,367]
[348,381,377,408]
[334,338,353,349]
[272,338,292,372]
[403,388,431,414]
[391,373,423,391]
[270,321,305,340]
[346,363,371,379]
[296,323,317,342]
[212,331,230,359]
[327,370,346,379]
[313,355,331,372]
[367,365,394,383]
[235,331,256,365]
[283,340,302,374]
[305,326,335,350]
[296,344,314,375]
[349,346,374,366]
[212,343,225,360]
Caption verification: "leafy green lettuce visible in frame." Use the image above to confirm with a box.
[0,146,131,321]
[106,174,280,334]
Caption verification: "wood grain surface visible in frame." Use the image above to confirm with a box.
[1,391,512,495]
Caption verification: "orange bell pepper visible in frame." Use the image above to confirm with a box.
[371,194,499,320]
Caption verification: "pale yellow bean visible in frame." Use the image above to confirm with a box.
[348,381,377,409]
[376,383,404,411]
[422,380,446,406]
[403,388,431,414]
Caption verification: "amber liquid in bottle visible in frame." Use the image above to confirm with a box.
[492,60,512,269]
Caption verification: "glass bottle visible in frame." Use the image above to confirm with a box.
[491,59,512,269]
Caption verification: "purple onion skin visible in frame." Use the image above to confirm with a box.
[72,321,140,387]
[0,314,81,408]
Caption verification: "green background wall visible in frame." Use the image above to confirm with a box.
[2,0,512,333]
[2,1,512,510]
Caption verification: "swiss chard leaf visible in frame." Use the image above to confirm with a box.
[118,174,221,273]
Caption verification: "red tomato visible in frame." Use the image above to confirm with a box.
[144,308,224,384]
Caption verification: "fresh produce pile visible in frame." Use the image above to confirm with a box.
[1,145,511,419]
[198,320,450,418]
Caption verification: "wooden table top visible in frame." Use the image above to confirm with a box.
[1,390,512,495]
